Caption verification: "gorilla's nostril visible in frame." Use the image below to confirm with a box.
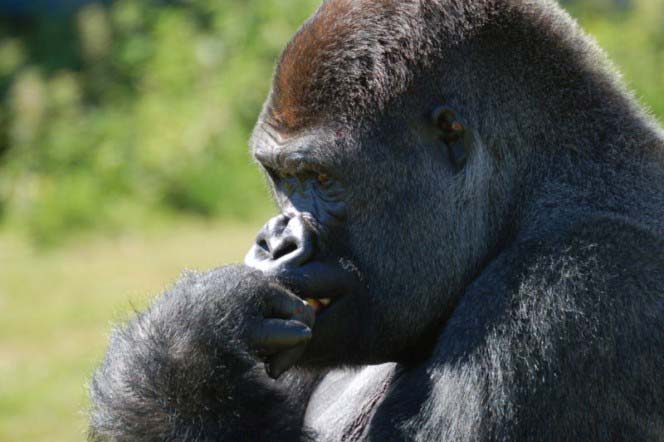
[272,241,298,261]
[258,239,269,252]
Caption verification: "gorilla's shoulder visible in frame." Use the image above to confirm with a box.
[494,213,662,282]
[441,213,663,359]
[410,214,664,440]
[523,214,663,286]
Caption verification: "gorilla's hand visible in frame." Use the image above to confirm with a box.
[160,264,316,379]
[242,278,315,379]
[89,264,317,441]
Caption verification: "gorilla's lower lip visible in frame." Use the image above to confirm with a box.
[273,260,362,303]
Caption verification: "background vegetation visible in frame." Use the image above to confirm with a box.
[0,0,662,246]
[0,0,322,246]
[0,0,662,441]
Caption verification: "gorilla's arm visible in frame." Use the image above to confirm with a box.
[89,265,316,441]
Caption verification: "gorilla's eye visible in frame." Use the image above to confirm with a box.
[317,174,331,185]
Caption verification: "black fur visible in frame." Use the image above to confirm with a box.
[89,266,317,441]
[90,0,664,440]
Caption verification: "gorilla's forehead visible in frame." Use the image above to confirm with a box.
[267,0,432,133]
[266,0,587,137]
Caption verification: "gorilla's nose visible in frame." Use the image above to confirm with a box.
[245,214,316,273]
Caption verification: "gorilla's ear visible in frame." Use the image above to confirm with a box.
[431,105,472,169]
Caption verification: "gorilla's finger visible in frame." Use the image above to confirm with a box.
[265,345,306,379]
[276,261,362,299]
[250,319,311,355]
[266,286,315,327]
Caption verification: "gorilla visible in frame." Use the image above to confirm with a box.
[89,0,664,440]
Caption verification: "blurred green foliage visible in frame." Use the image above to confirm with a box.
[0,0,320,245]
[569,0,664,119]
[0,0,662,246]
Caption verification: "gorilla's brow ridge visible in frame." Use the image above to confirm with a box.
[252,126,334,175]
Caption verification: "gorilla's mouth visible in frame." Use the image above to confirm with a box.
[276,259,363,317]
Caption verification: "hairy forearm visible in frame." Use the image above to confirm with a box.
[88,266,309,441]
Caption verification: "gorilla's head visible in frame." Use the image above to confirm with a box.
[245,0,622,367]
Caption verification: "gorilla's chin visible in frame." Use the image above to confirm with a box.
[297,293,384,367]
[299,286,429,368]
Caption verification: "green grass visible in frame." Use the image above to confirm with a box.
[0,220,264,441]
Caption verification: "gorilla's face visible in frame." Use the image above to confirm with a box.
[243,0,503,367]
[245,96,490,367]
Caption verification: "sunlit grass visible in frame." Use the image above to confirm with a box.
[0,220,264,441]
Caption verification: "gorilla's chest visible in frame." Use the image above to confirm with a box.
[304,363,399,441]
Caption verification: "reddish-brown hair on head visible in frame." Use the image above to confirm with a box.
[268,0,432,133]
[270,0,355,131]
[266,0,505,133]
